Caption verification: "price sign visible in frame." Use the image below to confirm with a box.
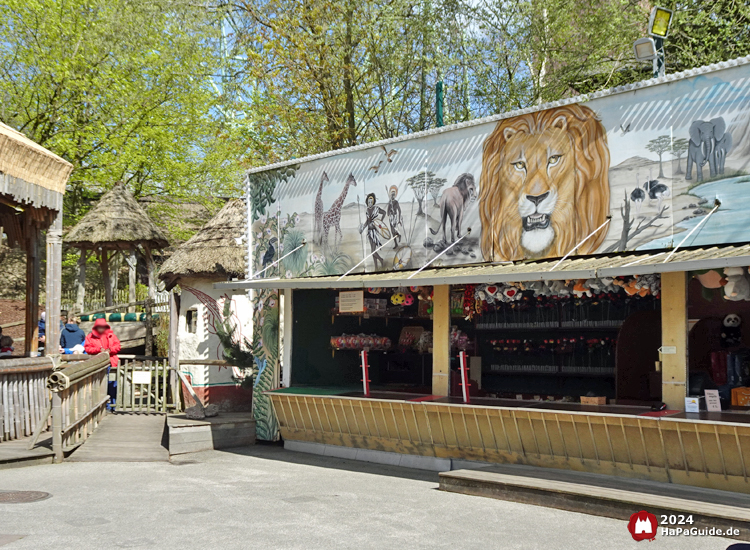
[704,389,721,412]
[339,290,364,313]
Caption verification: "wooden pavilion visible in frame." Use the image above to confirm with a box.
[0,121,73,356]
[64,182,169,311]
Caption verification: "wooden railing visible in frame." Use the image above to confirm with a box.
[47,353,111,462]
[0,357,55,442]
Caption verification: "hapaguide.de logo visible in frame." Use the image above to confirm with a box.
[627,511,658,542]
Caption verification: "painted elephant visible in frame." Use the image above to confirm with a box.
[686,117,731,181]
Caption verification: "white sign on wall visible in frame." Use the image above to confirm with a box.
[339,291,364,313]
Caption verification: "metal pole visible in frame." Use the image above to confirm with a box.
[52,392,62,463]
[436,80,444,127]
[653,36,665,78]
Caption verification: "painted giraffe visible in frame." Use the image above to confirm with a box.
[322,173,357,249]
[313,171,329,245]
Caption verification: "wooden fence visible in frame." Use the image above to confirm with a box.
[0,357,54,442]
[62,289,169,314]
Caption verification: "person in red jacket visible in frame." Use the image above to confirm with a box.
[84,318,122,368]
[85,318,122,409]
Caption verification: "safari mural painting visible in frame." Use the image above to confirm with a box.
[246,58,750,439]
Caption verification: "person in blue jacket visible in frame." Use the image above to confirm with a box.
[60,313,86,354]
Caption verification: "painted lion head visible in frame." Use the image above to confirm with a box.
[478,104,610,261]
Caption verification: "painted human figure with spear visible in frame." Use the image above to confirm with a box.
[385,185,403,250]
[359,192,389,271]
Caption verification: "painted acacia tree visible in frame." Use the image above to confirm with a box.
[0,0,246,228]
[647,136,672,178]
[407,171,445,216]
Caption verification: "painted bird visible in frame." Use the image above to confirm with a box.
[380,146,398,162]
[619,122,631,136]
[630,187,645,216]
[643,179,670,211]
[369,160,383,173]
[262,237,278,269]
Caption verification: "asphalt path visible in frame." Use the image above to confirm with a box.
[0,444,736,550]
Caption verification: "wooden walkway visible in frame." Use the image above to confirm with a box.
[67,413,169,462]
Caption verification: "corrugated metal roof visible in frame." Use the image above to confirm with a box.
[215,243,750,290]
[244,56,750,177]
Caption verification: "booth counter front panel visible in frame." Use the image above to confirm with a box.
[268,390,750,494]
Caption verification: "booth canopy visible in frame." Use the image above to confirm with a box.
[215,243,750,290]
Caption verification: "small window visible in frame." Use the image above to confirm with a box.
[186,308,197,334]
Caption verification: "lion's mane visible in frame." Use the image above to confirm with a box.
[478,104,610,261]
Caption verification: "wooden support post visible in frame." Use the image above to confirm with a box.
[432,284,450,396]
[75,249,87,314]
[282,289,293,388]
[128,247,137,313]
[661,271,688,410]
[144,298,154,357]
[143,245,156,300]
[45,210,63,356]
[51,391,62,463]
[100,250,113,307]
[168,290,181,411]
[24,215,40,356]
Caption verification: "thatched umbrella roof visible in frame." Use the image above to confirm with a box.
[159,198,246,290]
[65,182,169,250]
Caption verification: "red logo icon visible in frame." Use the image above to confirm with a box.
[628,511,658,541]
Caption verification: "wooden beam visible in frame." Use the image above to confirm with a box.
[282,289,293,388]
[144,298,154,356]
[661,271,688,410]
[45,210,63,356]
[432,284,450,396]
[75,248,87,314]
[143,245,156,300]
[169,290,181,412]
[100,250,113,307]
[24,214,39,356]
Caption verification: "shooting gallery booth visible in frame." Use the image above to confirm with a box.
[221,56,750,493]
[221,244,750,494]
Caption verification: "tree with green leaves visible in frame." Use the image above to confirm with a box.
[0,0,245,229]
[663,0,750,73]
[647,135,673,178]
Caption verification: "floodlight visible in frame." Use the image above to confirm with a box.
[649,7,673,38]
[633,37,657,61]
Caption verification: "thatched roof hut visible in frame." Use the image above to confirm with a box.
[65,182,169,250]
[159,198,246,291]
[65,182,169,311]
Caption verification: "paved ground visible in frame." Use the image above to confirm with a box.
[0,445,737,550]
[0,434,52,468]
